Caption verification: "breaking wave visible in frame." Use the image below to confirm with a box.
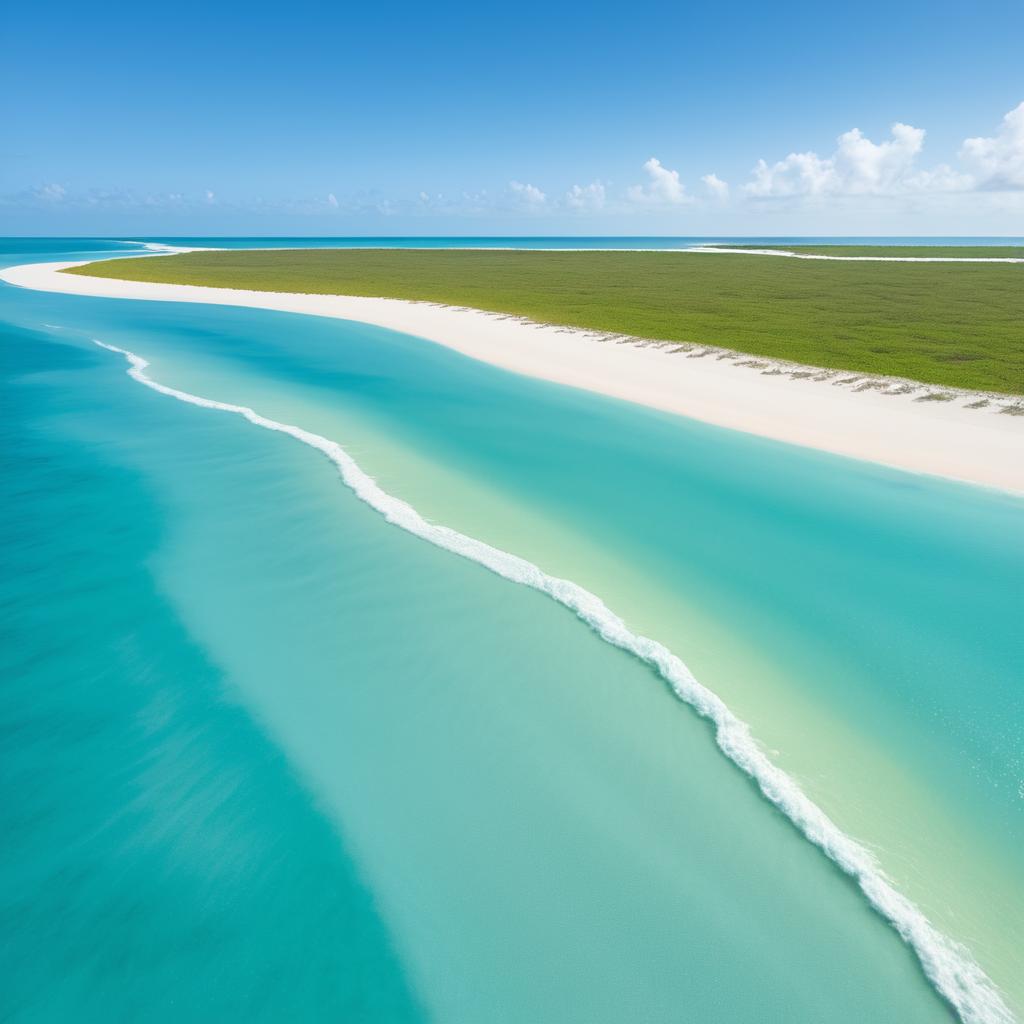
[93,338,1013,1024]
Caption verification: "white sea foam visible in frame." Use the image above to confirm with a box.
[94,338,1014,1024]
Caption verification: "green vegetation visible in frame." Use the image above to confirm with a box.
[711,244,1024,259]
[67,249,1024,393]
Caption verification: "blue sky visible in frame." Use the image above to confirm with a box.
[2,0,1022,235]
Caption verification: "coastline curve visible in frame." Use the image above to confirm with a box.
[4,259,1022,494]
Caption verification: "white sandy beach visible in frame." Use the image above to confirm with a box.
[4,258,1023,494]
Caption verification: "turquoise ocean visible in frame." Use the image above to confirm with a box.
[122,235,1024,249]
[1,238,1021,1023]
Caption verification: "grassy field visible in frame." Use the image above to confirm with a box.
[67,249,1024,394]
[712,244,1024,258]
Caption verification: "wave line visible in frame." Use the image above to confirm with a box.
[93,337,1013,1024]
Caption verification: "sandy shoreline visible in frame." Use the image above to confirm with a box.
[690,246,1024,262]
[4,258,1023,494]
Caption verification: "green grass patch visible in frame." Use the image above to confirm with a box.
[66,249,1024,394]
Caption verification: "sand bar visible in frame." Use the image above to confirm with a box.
[4,258,1023,494]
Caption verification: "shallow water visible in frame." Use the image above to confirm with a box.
[2,239,1020,1021]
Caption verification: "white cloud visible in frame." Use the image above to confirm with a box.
[509,180,546,205]
[701,173,729,201]
[13,102,1020,227]
[834,123,925,193]
[903,164,974,192]
[627,157,689,205]
[744,122,934,198]
[960,101,1024,190]
[565,181,606,210]
[746,152,831,198]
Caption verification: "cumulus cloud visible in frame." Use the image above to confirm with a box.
[960,101,1024,190]
[746,151,830,198]
[327,192,338,208]
[744,122,934,198]
[565,181,606,210]
[741,105,1024,200]
[834,123,925,193]
[205,189,216,203]
[509,180,546,205]
[627,158,689,205]
[701,173,729,201]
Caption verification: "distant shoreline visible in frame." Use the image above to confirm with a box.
[119,239,1024,260]
[60,247,1024,392]
[687,245,1024,261]
[4,258,1023,494]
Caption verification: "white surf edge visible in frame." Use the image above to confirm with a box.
[688,246,1024,262]
[93,337,1012,1024]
